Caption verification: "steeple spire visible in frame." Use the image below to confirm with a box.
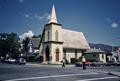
[49,5,58,23]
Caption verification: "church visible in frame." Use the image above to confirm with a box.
[39,5,90,64]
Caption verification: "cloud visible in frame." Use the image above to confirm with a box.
[22,13,50,22]
[19,30,34,41]
[19,0,25,3]
[106,17,112,22]
[35,13,50,21]
[24,14,30,18]
[106,17,119,28]
[111,22,119,28]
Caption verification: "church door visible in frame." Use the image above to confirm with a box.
[45,46,50,61]
[56,49,59,62]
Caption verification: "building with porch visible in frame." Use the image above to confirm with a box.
[84,48,112,63]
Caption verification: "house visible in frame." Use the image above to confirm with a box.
[28,38,40,55]
[84,48,112,63]
[112,47,120,62]
[39,5,90,64]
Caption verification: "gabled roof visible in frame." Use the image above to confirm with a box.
[86,49,105,53]
[31,38,40,48]
[62,29,90,49]
[85,48,112,55]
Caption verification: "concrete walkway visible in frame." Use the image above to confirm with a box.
[26,63,75,67]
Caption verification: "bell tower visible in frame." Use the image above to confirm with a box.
[43,5,63,64]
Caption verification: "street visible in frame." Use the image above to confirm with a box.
[0,63,120,81]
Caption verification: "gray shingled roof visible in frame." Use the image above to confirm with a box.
[62,29,90,49]
[31,38,40,48]
[85,49,105,54]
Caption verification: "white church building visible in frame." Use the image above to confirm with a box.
[39,5,90,64]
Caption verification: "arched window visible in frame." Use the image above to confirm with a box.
[56,48,59,62]
[55,31,59,41]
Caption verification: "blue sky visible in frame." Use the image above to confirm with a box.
[0,0,120,46]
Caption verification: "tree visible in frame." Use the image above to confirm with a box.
[32,34,41,38]
[22,37,30,54]
[0,32,20,58]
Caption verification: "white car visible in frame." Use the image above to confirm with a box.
[8,58,16,64]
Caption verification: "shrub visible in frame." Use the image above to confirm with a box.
[65,59,69,64]
[71,58,77,64]
[77,56,82,62]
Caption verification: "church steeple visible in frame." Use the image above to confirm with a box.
[49,5,58,23]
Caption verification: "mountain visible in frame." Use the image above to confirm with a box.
[89,43,112,52]
[89,43,119,53]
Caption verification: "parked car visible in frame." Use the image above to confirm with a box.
[0,58,5,63]
[85,61,93,66]
[75,61,93,67]
[75,62,82,67]
[8,58,16,64]
[106,61,120,66]
[91,61,105,66]
[15,58,26,65]
[2,58,16,64]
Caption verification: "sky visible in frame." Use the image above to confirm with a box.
[0,0,120,46]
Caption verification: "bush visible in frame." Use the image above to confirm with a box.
[71,58,77,64]
[65,59,69,64]
[27,56,35,62]
[34,56,43,63]
[77,56,82,62]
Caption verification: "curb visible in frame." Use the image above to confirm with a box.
[26,63,75,67]
[108,72,120,77]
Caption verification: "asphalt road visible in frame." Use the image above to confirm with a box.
[0,63,120,81]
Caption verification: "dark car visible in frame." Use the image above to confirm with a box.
[75,62,82,67]
[92,61,105,66]
[106,61,120,66]
[15,58,26,65]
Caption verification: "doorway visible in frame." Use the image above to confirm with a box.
[45,46,50,61]
[56,48,59,62]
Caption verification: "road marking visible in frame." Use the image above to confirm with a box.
[76,76,119,81]
[6,73,98,81]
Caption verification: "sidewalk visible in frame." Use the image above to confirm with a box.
[108,72,120,77]
[26,62,75,67]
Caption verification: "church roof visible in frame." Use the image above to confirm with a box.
[62,29,90,49]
